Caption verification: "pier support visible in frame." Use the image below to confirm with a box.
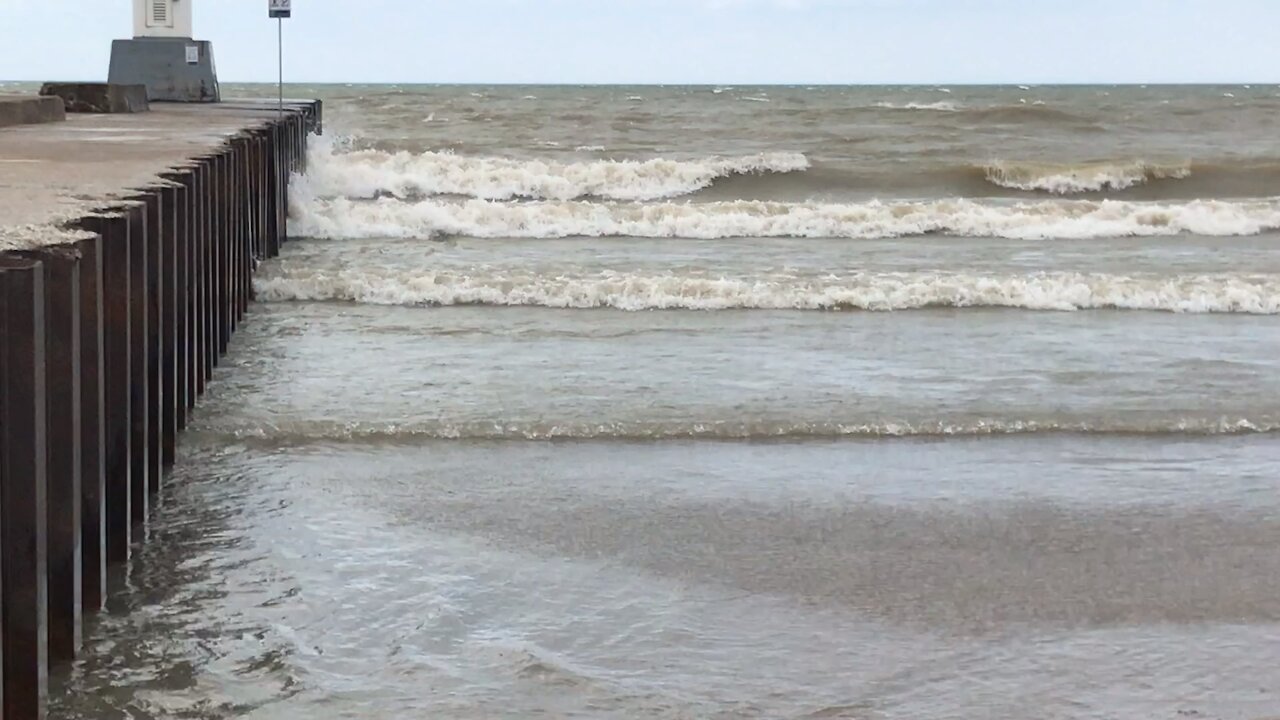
[141,191,164,498]
[94,212,135,565]
[0,258,50,720]
[160,185,180,468]
[10,248,83,665]
[125,201,150,527]
[67,232,107,613]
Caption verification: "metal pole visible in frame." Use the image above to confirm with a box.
[277,17,283,119]
[276,17,284,119]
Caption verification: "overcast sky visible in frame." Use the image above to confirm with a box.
[2,0,1278,84]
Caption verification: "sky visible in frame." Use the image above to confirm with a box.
[2,0,1279,84]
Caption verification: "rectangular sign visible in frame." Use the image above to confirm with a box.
[269,0,291,18]
[185,45,200,64]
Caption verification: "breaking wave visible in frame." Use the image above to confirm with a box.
[289,193,1280,241]
[254,269,1280,314]
[873,101,962,112]
[192,416,1280,445]
[866,102,1092,125]
[299,137,809,202]
[983,160,1194,194]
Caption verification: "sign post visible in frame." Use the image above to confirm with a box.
[269,0,292,118]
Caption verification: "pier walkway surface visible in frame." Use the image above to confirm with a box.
[0,98,321,719]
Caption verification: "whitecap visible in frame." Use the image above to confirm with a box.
[983,160,1192,194]
[873,101,960,112]
[257,265,1280,315]
[296,137,810,202]
[289,192,1280,243]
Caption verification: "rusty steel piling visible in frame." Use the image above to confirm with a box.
[0,100,321,719]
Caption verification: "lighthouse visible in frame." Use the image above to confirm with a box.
[108,0,221,102]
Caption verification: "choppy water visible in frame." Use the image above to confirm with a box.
[52,85,1280,719]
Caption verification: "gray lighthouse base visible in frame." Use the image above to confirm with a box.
[108,38,221,103]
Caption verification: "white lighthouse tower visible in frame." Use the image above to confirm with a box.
[131,0,194,39]
[109,0,221,102]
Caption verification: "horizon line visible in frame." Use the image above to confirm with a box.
[5,79,1280,87]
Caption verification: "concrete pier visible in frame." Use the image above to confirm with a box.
[0,96,65,129]
[0,99,320,719]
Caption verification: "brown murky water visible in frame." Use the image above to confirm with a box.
[51,84,1280,719]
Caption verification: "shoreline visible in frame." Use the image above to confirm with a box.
[0,98,320,717]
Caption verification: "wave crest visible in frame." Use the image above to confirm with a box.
[289,194,1280,242]
[299,136,809,202]
[254,269,1280,314]
[873,101,961,112]
[984,160,1193,194]
[192,416,1280,445]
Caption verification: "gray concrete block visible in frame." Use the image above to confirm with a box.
[0,96,66,128]
[108,39,220,103]
[39,84,149,114]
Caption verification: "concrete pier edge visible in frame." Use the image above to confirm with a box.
[0,100,320,719]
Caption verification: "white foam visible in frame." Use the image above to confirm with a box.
[255,268,1280,314]
[211,416,1280,442]
[289,193,1280,242]
[874,101,961,112]
[298,137,810,202]
[983,160,1193,194]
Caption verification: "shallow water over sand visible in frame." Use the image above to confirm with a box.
[50,83,1280,719]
